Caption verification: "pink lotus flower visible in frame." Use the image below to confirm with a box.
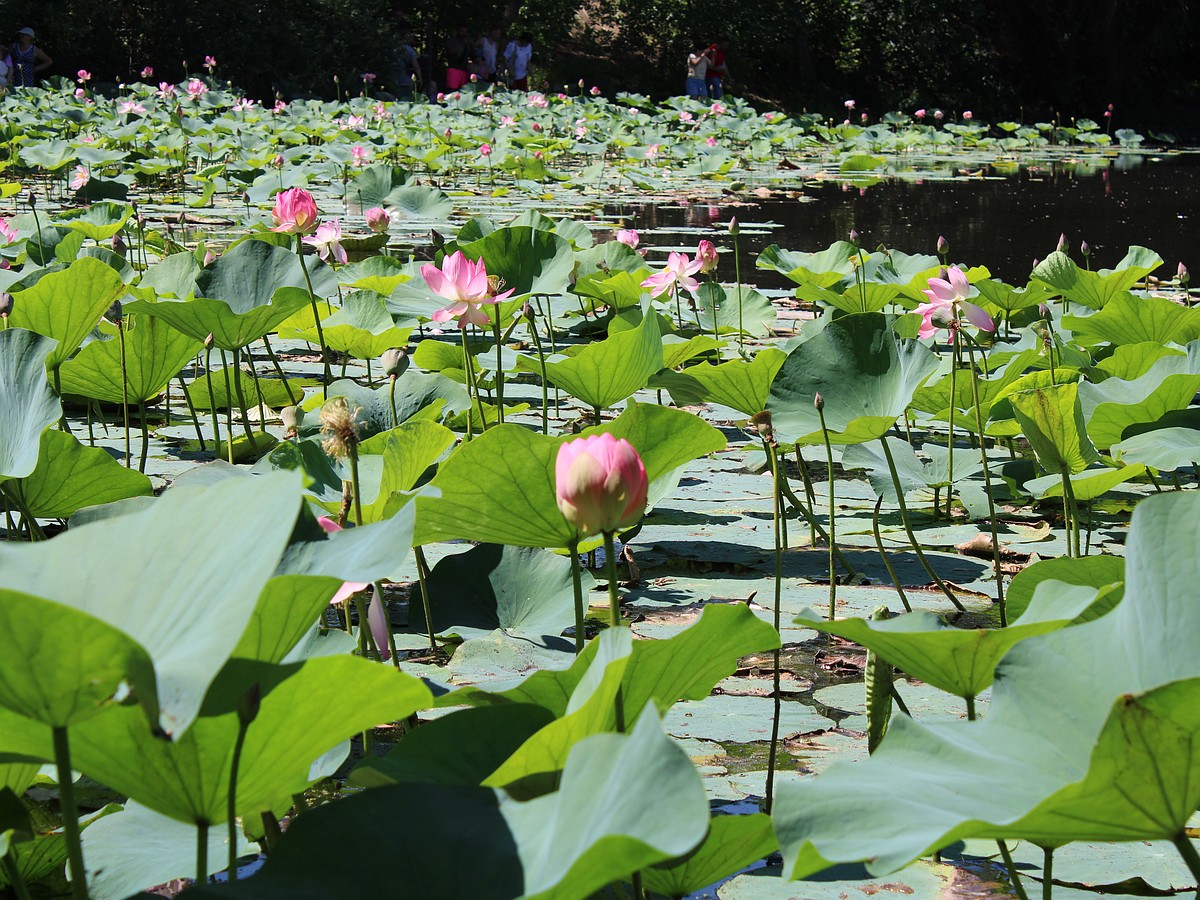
[533,150,544,160]
[844,99,855,110]
[156,82,176,98]
[365,207,390,233]
[641,251,702,298]
[233,97,255,111]
[555,434,648,537]
[615,229,639,249]
[477,94,493,105]
[695,239,719,274]
[186,78,208,97]
[77,69,91,83]
[499,115,516,127]
[70,166,90,191]
[574,126,587,138]
[934,109,944,120]
[915,108,926,119]
[480,143,492,157]
[140,66,154,79]
[0,218,17,244]
[763,112,777,122]
[362,72,376,83]
[860,112,868,124]
[590,85,601,96]
[271,187,320,235]
[274,99,288,112]
[710,101,727,115]
[963,110,974,121]
[680,111,694,123]
[646,143,660,160]
[346,114,366,129]
[531,122,543,132]
[705,136,717,147]
[204,55,217,71]
[118,100,146,115]
[915,265,994,339]
[351,144,369,165]
[422,250,514,329]
[304,218,348,264]
[314,515,374,618]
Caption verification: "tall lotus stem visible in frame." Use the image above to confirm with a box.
[196,821,208,885]
[568,538,585,653]
[220,349,236,464]
[1171,832,1200,900]
[117,309,130,466]
[413,546,437,655]
[231,347,259,457]
[52,727,89,900]
[602,530,626,735]
[492,317,505,425]
[1061,473,1081,558]
[997,840,1031,900]
[138,400,150,473]
[459,328,480,439]
[878,438,965,611]
[1,855,31,900]
[295,234,332,392]
[178,374,206,451]
[730,217,744,354]
[872,497,911,612]
[815,395,837,620]
[261,334,298,405]
[227,684,260,882]
[203,336,221,458]
[526,305,549,433]
[946,334,958,517]
[752,412,784,813]
[1042,848,1053,900]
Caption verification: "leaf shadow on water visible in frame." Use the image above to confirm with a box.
[644,506,743,527]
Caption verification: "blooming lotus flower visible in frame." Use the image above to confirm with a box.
[615,229,639,249]
[705,136,717,147]
[480,143,492,157]
[233,97,255,111]
[646,143,660,160]
[0,218,17,244]
[74,88,86,99]
[365,207,390,233]
[186,78,208,97]
[680,111,694,123]
[915,265,994,339]
[695,240,719,274]
[710,101,727,115]
[274,99,288,112]
[156,82,176,98]
[500,115,516,127]
[140,66,154,79]
[641,251,702,298]
[590,85,601,96]
[118,100,146,115]
[204,55,217,71]
[351,144,369,165]
[304,218,348,264]
[70,166,90,191]
[271,187,320,235]
[915,108,926,119]
[963,110,973,121]
[555,434,648,538]
[77,69,91,83]
[422,250,513,329]
[362,72,376,83]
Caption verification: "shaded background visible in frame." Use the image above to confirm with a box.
[0,0,1194,135]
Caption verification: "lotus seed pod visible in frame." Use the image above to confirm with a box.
[381,347,409,379]
[748,410,773,441]
[0,292,11,318]
[936,235,949,255]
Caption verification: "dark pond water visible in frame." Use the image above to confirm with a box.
[618,151,1200,286]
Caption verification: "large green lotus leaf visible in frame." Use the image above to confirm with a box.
[757,241,858,288]
[1023,464,1146,501]
[909,348,1042,420]
[183,709,707,900]
[58,315,201,404]
[8,257,125,371]
[973,278,1054,315]
[0,588,155,728]
[309,374,467,436]
[0,804,119,891]
[0,471,302,735]
[352,704,556,789]
[58,201,133,241]
[542,307,663,411]
[406,543,591,640]
[841,437,981,500]
[1077,346,1200,449]
[642,813,777,898]
[345,164,409,213]
[347,420,456,523]
[1064,293,1200,347]
[572,240,644,279]
[83,801,255,900]
[383,183,454,219]
[0,330,60,482]
[1008,382,1099,475]
[774,490,1200,878]
[767,312,939,445]
[338,255,411,295]
[292,290,413,360]
[1113,426,1200,471]
[129,287,314,350]
[1032,246,1163,310]
[415,401,724,547]
[1005,555,1124,623]
[695,282,777,335]
[659,334,725,370]
[184,365,307,411]
[795,580,1102,700]
[195,239,337,313]
[4,429,152,518]
[277,496,418,583]
[458,226,573,298]
[137,250,202,300]
[1095,341,1183,381]
[652,347,785,415]
[573,269,652,311]
[230,575,340,665]
[485,603,778,787]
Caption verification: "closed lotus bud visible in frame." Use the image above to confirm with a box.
[814,392,825,411]
[936,235,949,256]
[112,233,126,256]
[0,292,11,318]
[1038,303,1051,320]
[1056,233,1068,253]
[728,216,740,236]
[1179,262,1190,286]
[237,682,261,726]
[1080,239,1090,257]
[272,154,285,169]
[204,333,214,349]
[695,239,718,274]
[365,207,390,233]
[26,191,37,208]
[554,433,648,537]
[280,405,303,436]
[381,347,408,378]
[849,228,860,245]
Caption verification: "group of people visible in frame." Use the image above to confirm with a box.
[391,24,536,100]
[0,27,52,88]
[686,38,732,101]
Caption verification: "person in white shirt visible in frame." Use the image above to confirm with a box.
[477,26,501,82]
[504,32,533,91]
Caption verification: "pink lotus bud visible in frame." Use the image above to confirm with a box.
[915,108,926,119]
[615,229,639,249]
[1179,262,1190,286]
[365,207,390,233]
[728,217,740,236]
[555,434,648,537]
[860,113,868,124]
[849,229,860,245]
[436,92,445,102]
[936,235,949,255]
[695,239,718,273]
[590,85,601,96]
[270,187,320,235]
[1080,240,1090,257]
[532,122,543,132]
[1056,233,1068,253]
[444,127,452,139]
[140,66,154,79]
[272,154,285,169]
[934,109,944,120]
[480,143,492,157]
[963,110,973,121]
[203,250,216,265]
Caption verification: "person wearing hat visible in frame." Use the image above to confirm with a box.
[11,28,52,88]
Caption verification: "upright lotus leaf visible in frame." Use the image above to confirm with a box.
[767,312,939,445]
[796,281,905,314]
[1064,293,1200,347]
[757,241,858,288]
[652,347,786,415]
[1008,382,1099,474]
[909,347,1042,422]
[641,814,777,899]
[3,429,152,518]
[276,496,419,585]
[694,282,778,335]
[230,575,341,665]
[196,238,338,310]
[841,437,982,500]
[1077,345,1200,449]
[1031,246,1163,310]
[184,366,305,411]
[347,421,456,523]
[136,250,202,300]
[0,471,302,736]
[573,269,652,311]
[415,402,724,547]
[8,257,125,371]
[58,201,133,241]
[1113,426,1200,471]
[1005,555,1124,623]
[0,329,59,482]
[1023,464,1147,502]
[58,315,201,404]
[774,491,1200,879]
[458,225,574,298]
[1095,342,1183,381]
[292,290,413,360]
[972,278,1054,321]
[183,709,707,900]
[659,334,724,370]
[344,164,409,212]
[384,184,454,219]
[128,287,313,350]
[542,308,663,412]
[795,579,1103,700]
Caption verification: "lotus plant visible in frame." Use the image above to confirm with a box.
[642,250,702,328]
[273,187,331,387]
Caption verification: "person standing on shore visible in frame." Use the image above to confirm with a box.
[685,40,711,100]
[504,32,533,91]
[10,28,52,88]
[706,37,732,99]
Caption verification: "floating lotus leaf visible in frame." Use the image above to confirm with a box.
[757,241,858,288]
[58,201,133,241]
[291,290,413,360]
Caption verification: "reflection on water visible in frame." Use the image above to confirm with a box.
[616,152,1200,286]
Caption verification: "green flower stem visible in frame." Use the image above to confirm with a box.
[732,230,745,354]
[816,407,837,620]
[568,539,585,653]
[118,320,130,466]
[413,546,437,655]
[602,530,627,734]
[138,400,150,473]
[295,234,331,393]
[1042,847,1053,900]
[178,374,206,452]
[347,442,363,528]
[946,334,958,517]
[872,496,911,612]
[388,377,399,429]
[220,349,236,465]
[492,319,505,425]
[459,327,479,440]
[1061,472,1081,558]
[762,438,784,813]
[204,344,221,458]
[226,723,251,880]
[376,583,401,669]
[794,447,818,544]
[1171,832,1200,899]
[878,438,965,611]
[52,727,88,900]
[231,347,259,456]
[777,477,859,579]
[962,336,1008,624]
[527,308,549,434]
[9,486,45,541]
[997,840,1030,900]
[260,334,297,405]
[965,694,977,720]
[245,348,267,427]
